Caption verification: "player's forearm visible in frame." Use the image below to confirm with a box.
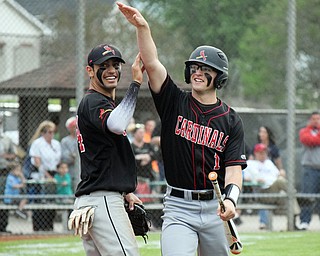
[137,26,157,67]
[107,82,140,134]
[225,166,243,190]
[137,28,167,93]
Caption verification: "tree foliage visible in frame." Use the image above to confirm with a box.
[238,0,320,108]
[35,0,319,109]
[237,0,288,107]
[137,0,319,108]
[295,0,320,108]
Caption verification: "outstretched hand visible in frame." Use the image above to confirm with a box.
[132,53,145,85]
[117,2,147,27]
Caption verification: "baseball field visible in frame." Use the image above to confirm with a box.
[0,231,319,255]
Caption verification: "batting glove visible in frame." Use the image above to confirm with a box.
[68,206,95,237]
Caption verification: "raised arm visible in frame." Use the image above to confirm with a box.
[117,2,167,93]
[107,53,144,134]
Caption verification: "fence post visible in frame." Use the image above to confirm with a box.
[285,0,297,231]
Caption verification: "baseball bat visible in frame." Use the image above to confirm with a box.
[208,172,243,255]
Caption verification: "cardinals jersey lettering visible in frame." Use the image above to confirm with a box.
[175,116,229,152]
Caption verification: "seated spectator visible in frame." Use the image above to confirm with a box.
[244,143,300,230]
[29,120,61,180]
[250,126,286,173]
[54,162,73,204]
[28,120,61,231]
[0,114,17,232]
[4,162,28,219]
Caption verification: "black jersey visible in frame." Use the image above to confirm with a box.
[75,89,137,197]
[151,76,247,191]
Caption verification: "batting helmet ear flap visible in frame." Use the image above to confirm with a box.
[214,72,228,89]
[184,65,191,84]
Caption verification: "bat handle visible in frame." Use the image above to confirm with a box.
[209,172,228,212]
[212,179,225,212]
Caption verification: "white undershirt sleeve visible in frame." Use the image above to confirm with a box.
[107,81,140,134]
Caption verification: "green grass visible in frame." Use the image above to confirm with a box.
[0,231,319,256]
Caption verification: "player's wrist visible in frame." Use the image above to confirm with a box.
[224,184,241,208]
[132,81,141,87]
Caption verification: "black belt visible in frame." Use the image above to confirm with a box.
[170,188,214,201]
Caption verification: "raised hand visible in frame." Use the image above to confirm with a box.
[132,52,145,85]
[117,2,147,27]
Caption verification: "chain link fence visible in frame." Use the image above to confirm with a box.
[0,0,319,237]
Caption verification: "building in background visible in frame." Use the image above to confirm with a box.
[0,0,52,83]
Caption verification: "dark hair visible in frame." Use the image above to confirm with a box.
[56,162,68,169]
[257,126,276,145]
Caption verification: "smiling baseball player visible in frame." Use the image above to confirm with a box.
[68,44,144,256]
[118,2,247,256]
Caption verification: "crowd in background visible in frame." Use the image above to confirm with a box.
[0,116,77,233]
[237,111,320,230]
[0,111,319,233]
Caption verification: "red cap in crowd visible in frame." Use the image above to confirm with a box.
[254,143,267,153]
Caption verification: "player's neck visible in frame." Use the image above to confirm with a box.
[89,83,115,99]
[192,92,218,105]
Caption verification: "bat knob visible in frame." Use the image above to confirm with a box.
[208,172,218,181]
[230,242,243,254]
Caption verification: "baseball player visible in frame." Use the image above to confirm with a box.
[68,44,144,256]
[118,3,247,256]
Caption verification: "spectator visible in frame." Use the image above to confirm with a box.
[126,117,136,143]
[150,121,166,194]
[28,120,61,232]
[0,114,17,233]
[29,120,61,180]
[245,143,300,230]
[60,116,78,191]
[4,162,28,220]
[250,126,285,175]
[143,118,156,143]
[23,121,53,180]
[131,124,157,203]
[298,111,320,230]
[54,162,73,203]
[0,115,17,177]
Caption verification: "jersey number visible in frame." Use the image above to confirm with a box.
[213,153,220,170]
[76,116,85,153]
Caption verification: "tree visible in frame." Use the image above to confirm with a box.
[128,0,267,98]
[237,1,288,108]
[295,0,320,109]
[238,0,320,109]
